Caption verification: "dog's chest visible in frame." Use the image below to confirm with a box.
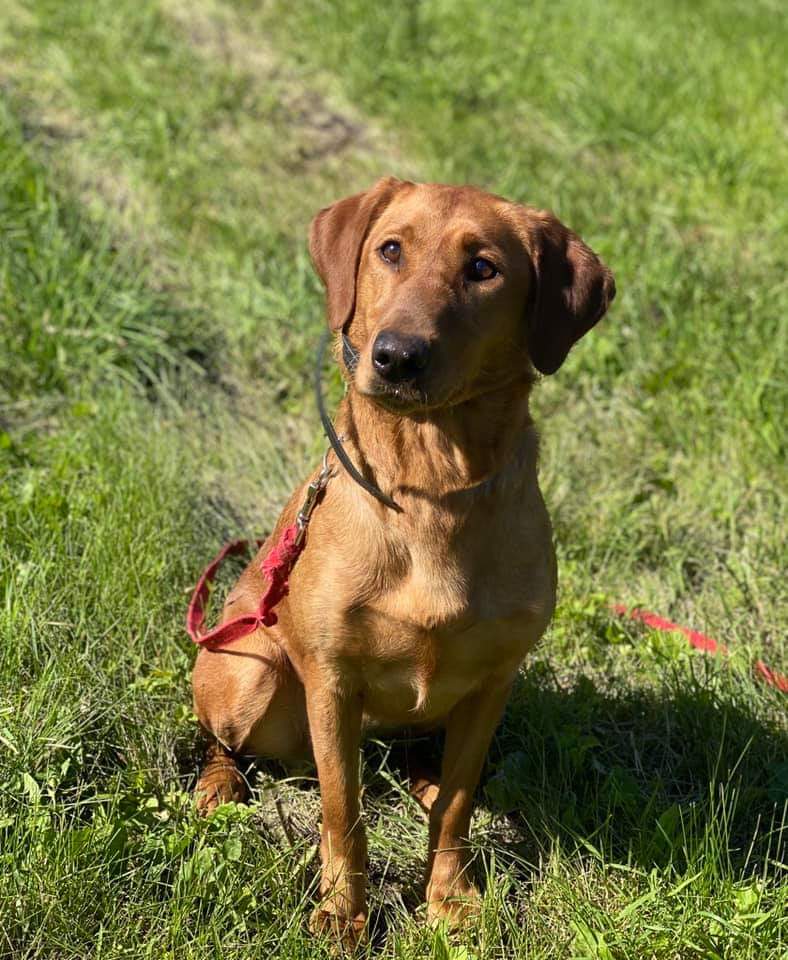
[359,612,542,726]
[347,518,553,724]
[362,508,550,628]
[378,537,473,629]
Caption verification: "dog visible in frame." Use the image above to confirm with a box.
[192,177,615,943]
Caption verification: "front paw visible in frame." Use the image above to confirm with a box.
[426,878,481,927]
[309,902,368,950]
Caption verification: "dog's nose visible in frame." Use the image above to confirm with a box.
[371,330,430,383]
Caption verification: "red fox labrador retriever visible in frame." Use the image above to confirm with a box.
[192,178,615,942]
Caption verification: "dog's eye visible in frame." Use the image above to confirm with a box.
[380,240,401,264]
[466,257,498,282]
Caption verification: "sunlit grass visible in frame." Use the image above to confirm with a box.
[0,0,785,956]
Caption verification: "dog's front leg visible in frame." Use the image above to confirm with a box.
[425,682,512,926]
[304,669,367,945]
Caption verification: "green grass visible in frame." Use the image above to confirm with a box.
[0,0,786,956]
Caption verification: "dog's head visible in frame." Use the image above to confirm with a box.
[309,178,615,413]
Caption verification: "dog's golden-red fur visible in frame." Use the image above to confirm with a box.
[192,178,615,942]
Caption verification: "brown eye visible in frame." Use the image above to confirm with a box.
[380,240,401,264]
[466,257,497,282]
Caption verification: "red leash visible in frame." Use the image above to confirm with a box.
[612,605,787,693]
[188,542,786,688]
[185,460,785,690]
[187,460,333,649]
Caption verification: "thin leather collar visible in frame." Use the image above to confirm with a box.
[315,330,401,512]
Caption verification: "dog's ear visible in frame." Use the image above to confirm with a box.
[309,177,407,331]
[523,211,616,374]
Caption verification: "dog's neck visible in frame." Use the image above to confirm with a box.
[337,382,537,507]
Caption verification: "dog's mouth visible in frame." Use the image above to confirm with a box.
[362,378,429,413]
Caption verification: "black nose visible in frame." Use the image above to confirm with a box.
[371,330,430,383]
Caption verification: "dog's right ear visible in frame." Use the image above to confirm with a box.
[309,177,406,331]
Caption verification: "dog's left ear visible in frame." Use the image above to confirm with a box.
[309,176,408,331]
[522,211,616,374]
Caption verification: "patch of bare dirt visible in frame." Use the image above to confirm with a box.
[161,0,416,175]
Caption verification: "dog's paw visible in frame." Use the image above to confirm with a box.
[426,881,481,927]
[194,747,247,815]
[409,771,441,814]
[309,904,368,951]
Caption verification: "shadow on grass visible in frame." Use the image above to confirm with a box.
[187,658,787,930]
[496,668,784,870]
[365,662,787,884]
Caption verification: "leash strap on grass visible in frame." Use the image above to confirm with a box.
[612,605,787,693]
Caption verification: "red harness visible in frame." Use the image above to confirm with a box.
[186,461,332,649]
